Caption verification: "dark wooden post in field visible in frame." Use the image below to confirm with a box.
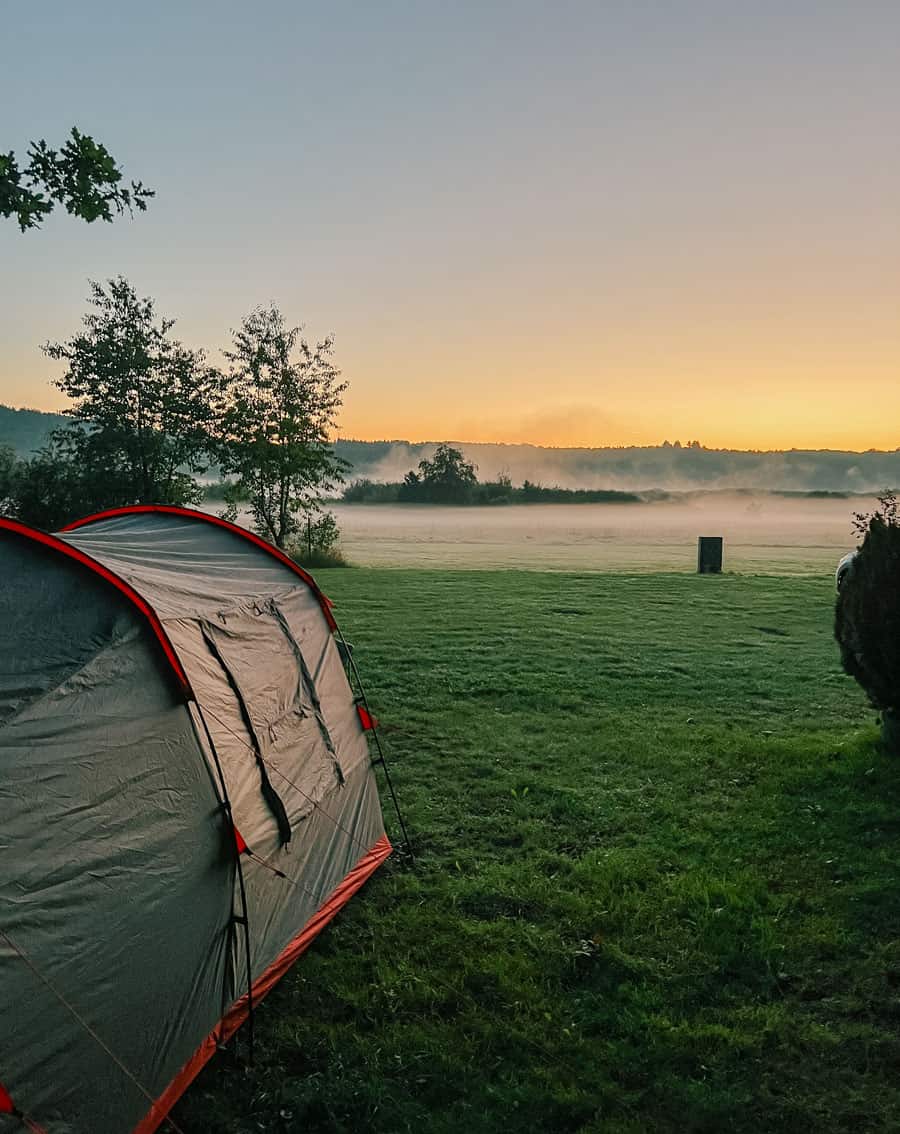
[697,536,723,574]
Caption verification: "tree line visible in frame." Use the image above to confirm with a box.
[9,413,900,496]
[334,442,900,495]
[1,278,346,560]
[342,444,642,505]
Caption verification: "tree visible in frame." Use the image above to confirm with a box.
[399,443,478,503]
[43,278,217,507]
[2,127,153,231]
[398,469,422,501]
[217,305,348,549]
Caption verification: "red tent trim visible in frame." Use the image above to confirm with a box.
[0,1080,14,1112]
[0,1081,49,1132]
[356,705,379,731]
[131,833,392,1134]
[61,506,337,630]
[0,517,194,700]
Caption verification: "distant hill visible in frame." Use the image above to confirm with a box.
[0,404,68,454]
[4,405,899,493]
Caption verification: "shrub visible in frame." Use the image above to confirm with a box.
[290,546,350,568]
[288,511,350,568]
[836,492,900,713]
[342,478,399,503]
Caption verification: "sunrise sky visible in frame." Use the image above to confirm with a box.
[2,1,899,450]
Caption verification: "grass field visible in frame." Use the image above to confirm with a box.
[176,570,900,1133]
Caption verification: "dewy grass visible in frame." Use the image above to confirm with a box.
[175,571,900,1134]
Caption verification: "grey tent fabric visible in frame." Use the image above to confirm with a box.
[0,510,389,1134]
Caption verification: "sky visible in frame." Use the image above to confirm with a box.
[2,1,899,451]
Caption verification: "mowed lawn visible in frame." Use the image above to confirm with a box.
[177,571,900,1134]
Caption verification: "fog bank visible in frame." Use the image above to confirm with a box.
[335,440,900,494]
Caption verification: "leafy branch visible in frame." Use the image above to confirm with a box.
[1,127,154,231]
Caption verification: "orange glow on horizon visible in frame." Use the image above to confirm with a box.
[333,419,900,454]
[8,378,900,455]
[8,301,900,455]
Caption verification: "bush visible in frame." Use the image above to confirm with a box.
[836,492,900,713]
[202,479,247,503]
[290,546,350,568]
[6,429,202,531]
[342,478,399,503]
[287,511,350,568]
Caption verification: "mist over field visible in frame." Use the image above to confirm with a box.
[220,494,866,574]
[335,439,900,495]
[2,404,882,574]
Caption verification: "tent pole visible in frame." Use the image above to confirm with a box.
[334,626,414,864]
[193,705,256,1064]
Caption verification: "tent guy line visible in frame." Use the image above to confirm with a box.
[334,621,414,860]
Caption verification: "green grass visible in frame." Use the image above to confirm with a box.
[176,571,900,1133]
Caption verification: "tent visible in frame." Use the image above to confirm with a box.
[0,505,392,1134]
